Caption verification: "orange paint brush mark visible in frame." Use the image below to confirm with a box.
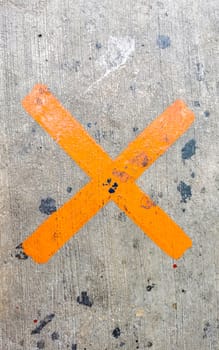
[22,84,194,263]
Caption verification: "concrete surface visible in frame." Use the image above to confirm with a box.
[0,0,219,349]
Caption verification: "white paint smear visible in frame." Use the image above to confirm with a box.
[85,36,135,94]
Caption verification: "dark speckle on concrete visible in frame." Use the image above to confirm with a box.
[77,291,92,307]
[203,321,211,338]
[118,212,127,222]
[130,83,136,93]
[201,187,206,193]
[177,181,192,203]
[39,197,57,215]
[196,63,205,81]
[112,327,121,338]
[15,243,28,260]
[51,331,59,341]
[96,42,102,49]
[133,127,139,132]
[67,186,72,193]
[181,139,196,160]
[191,172,195,178]
[72,345,77,350]
[120,342,125,347]
[204,110,210,117]
[31,314,55,335]
[147,341,153,347]
[87,121,97,128]
[193,100,200,107]
[157,35,171,49]
[38,34,42,38]
[133,238,139,249]
[37,340,45,349]
[62,60,80,72]
[181,289,186,293]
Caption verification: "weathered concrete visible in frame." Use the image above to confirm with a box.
[0,0,219,349]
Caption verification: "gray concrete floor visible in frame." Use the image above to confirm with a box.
[0,0,219,349]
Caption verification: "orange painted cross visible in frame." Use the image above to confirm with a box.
[22,85,194,263]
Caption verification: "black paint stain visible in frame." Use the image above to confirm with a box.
[51,331,59,340]
[181,289,186,293]
[112,327,121,338]
[67,187,72,193]
[38,34,42,38]
[157,35,171,49]
[39,197,57,215]
[109,182,118,194]
[31,314,55,334]
[177,181,192,203]
[181,139,196,160]
[146,283,155,291]
[37,340,45,349]
[204,110,210,117]
[77,291,92,307]
[72,344,77,350]
[103,178,119,193]
[96,42,102,49]
[15,243,28,260]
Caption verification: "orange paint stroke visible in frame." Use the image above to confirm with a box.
[22,84,195,263]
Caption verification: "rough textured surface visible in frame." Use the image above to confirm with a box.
[0,0,219,349]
